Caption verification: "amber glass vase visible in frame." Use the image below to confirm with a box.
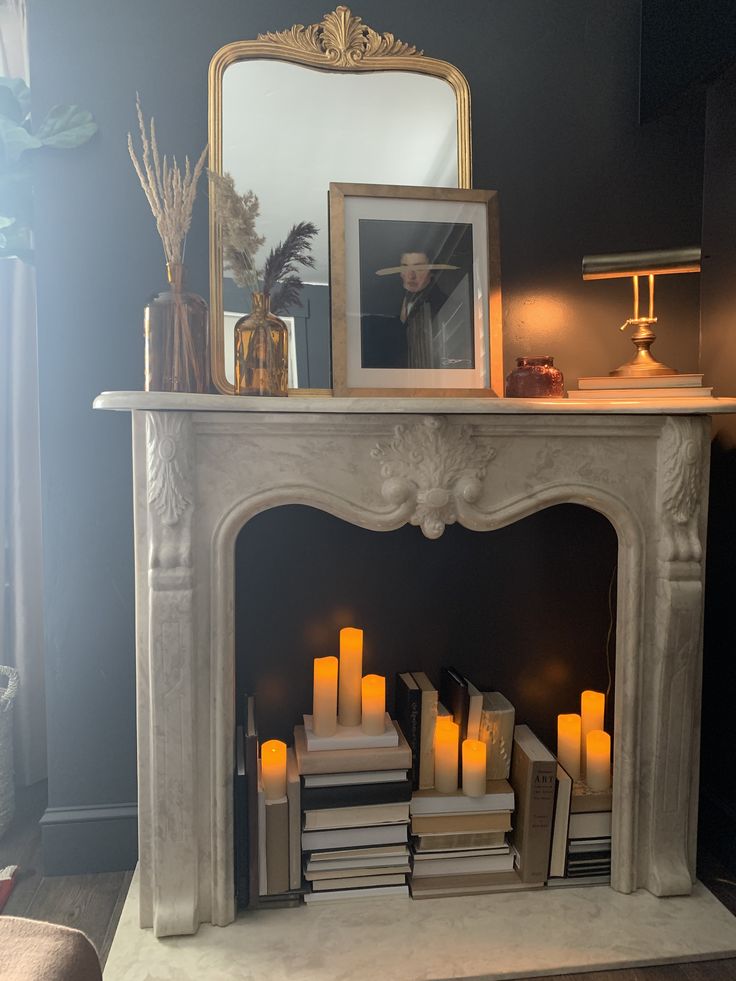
[234,291,288,396]
[144,263,209,393]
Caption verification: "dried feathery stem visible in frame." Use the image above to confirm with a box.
[128,94,207,266]
[262,221,318,314]
[209,170,264,293]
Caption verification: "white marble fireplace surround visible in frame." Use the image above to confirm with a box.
[95,391,736,942]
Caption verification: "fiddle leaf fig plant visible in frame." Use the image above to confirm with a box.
[0,76,97,261]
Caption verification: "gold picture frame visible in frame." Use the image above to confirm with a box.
[329,183,503,397]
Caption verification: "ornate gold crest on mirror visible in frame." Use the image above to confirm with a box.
[208,5,472,395]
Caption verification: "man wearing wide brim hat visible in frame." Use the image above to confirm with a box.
[375,251,459,369]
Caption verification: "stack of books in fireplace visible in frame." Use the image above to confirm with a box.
[408,780,519,899]
[294,716,413,903]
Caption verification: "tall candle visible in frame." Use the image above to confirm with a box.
[462,739,487,797]
[361,674,385,735]
[581,690,605,775]
[557,713,582,781]
[585,729,611,791]
[261,739,287,800]
[313,656,338,736]
[434,720,459,793]
[338,627,363,726]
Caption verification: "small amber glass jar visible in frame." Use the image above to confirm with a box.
[234,292,288,396]
[505,356,566,398]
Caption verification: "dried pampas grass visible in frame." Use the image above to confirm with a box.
[209,171,264,293]
[128,94,207,266]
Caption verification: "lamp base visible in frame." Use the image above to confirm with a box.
[610,317,678,378]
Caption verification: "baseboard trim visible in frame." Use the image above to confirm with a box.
[40,801,138,875]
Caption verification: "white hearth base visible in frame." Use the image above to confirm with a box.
[104,868,736,981]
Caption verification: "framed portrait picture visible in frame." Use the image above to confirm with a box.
[329,183,503,397]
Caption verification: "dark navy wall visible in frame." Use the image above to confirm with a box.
[27,0,707,872]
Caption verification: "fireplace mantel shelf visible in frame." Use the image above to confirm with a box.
[95,390,736,415]
[97,388,733,938]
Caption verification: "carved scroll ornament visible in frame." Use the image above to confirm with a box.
[372,416,495,539]
[258,6,421,67]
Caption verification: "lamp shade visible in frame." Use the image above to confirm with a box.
[582,247,701,280]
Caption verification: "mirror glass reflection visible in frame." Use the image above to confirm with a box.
[220,60,459,389]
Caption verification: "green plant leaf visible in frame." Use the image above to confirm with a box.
[0,78,31,123]
[0,117,41,163]
[35,105,97,149]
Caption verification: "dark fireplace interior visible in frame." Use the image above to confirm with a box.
[234,503,618,751]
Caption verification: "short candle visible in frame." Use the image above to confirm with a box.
[313,656,338,737]
[434,719,459,793]
[581,690,605,775]
[462,739,487,797]
[361,674,385,735]
[557,713,582,781]
[261,739,287,800]
[338,627,363,727]
[585,729,611,791]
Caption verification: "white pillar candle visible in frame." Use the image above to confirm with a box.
[261,739,287,800]
[361,674,385,735]
[434,720,459,793]
[581,690,605,775]
[557,713,582,781]
[338,626,363,727]
[462,739,487,797]
[585,729,611,791]
[313,656,338,736]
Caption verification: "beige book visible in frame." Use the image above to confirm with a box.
[294,720,412,775]
[303,801,410,831]
[411,672,438,790]
[306,863,410,881]
[286,748,301,890]
[509,725,557,884]
[409,869,543,899]
[265,796,289,896]
[411,810,512,835]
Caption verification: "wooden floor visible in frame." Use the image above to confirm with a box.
[1,782,735,979]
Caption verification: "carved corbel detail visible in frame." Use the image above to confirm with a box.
[146,413,193,571]
[372,416,495,539]
[658,416,706,564]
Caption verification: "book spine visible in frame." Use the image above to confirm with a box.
[394,674,421,790]
[439,666,469,769]
[234,725,249,908]
[286,747,302,891]
[479,705,514,781]
[417,687,438,790]
[517,759,557,883]
[245,697,259,908]
[265,797,290,895]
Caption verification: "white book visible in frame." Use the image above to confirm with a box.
[577,372,703,390]
[257,763,267,896]
[466,680,483,742]
[411,851,515,877]
[478,692,515,781]
[302,823,408,851]
[304,884,409,903]
[303,801,410,831]
[571,386,713,400]
[312,873,407,891]
[410,779,514,815]
[308,844,409,863]
[303,713,398,751]
[568,810,612,840]
[548,763,573,879]
[306,864,410,881]
[303,770,408,788]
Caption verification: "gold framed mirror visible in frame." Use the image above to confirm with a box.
[208,6,472,394]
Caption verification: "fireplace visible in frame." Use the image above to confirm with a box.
[96,390,734,938]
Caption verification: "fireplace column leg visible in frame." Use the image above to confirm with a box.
[144,412,200,936]
[640,416,709,896]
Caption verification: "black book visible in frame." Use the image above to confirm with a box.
[301,776,412,810]
[439,666,469,768]
[234,724,249,908]
[244,694,260,909]
[393,672,421,790]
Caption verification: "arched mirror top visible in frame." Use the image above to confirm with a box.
[208,6,472,394]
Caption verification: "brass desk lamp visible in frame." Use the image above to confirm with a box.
[582,247,701,377]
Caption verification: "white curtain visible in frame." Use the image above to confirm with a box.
[0,0,48,786]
